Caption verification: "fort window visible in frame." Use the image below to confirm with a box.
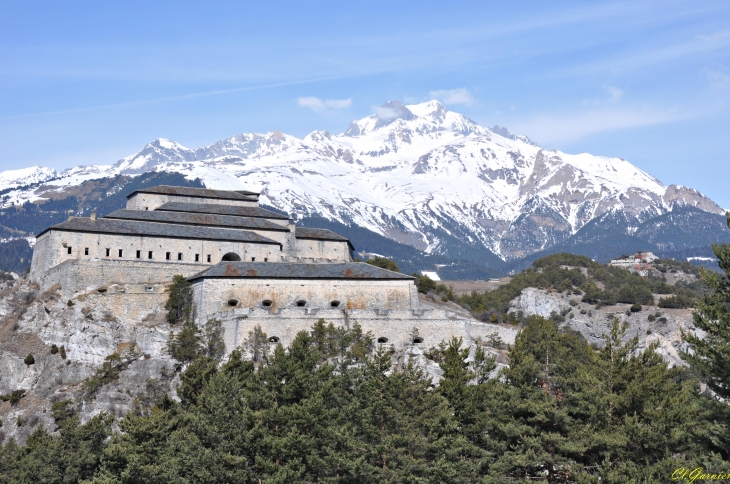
[412,337,424,344]
[330,300,341,308]
[296,300,306,307]
[177,253,182,261]
[166,252,171,260]
[84,248,89,255]
[222,252,241,262]
[377,337,389,344]
[261,300,273,307]
[227,299,238,307]
[148,251,153,259]
[136,250,141,259]
[67,247,72,255]
[195,254,200,262]
[118,249,123,257]
[251,257,256,262]
[264,258,268,262]
[268,336,280,343]
[106,248,110,257]
[207,254,212,263]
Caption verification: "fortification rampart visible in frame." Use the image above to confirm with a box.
[30,229,282,285]
[192,278,420,317]
[207,307,519,354]
[126,193,258,211]
[42,259,209,299]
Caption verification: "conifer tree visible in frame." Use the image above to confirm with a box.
[683,214,730,398]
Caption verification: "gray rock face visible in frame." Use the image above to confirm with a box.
[510,287,696,367]
[0,278,176,444]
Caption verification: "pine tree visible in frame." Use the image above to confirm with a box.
[165,274,195,325]
[202,318,226,360]
[683,215,730,398]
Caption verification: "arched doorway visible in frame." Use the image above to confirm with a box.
[221,252,241,261]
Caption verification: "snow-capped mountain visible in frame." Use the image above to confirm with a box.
[0,100,723,261]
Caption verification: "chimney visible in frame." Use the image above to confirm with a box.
[90,212,96,221]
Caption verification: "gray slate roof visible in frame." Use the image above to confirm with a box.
[38,217,281,245]
[296,227,349,242]
[156,202,289,220]
[104,209,289,232]
[127,185,259,200]
[189,262,414,281]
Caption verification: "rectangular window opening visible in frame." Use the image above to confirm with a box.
[67,247,72,255]
[166,252,171,260]
[207,254,211,263]
[195,254,200,262]
[105,248,110,257]
[177,252,182,261]
[136,250,141,259]
[118,249,123,257]
[84,248,89,256]
[251,257,256,262]
[148,251,153,259]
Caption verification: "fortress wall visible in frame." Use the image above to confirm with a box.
[193,278,420,318]
[38,230,282,277]
[290,239,351,261]
[42,259,210,298]
[126,193,258,211]
[209,307,519,354]
[30,232,54,284]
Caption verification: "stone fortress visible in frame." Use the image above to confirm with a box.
[30,185,516,353]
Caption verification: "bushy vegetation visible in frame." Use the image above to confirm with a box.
[458,253,707,323]
[0,315,727,482]
[364,255,400,272]
[165,275,195,325]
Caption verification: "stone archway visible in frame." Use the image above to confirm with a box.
[221,252,241,261]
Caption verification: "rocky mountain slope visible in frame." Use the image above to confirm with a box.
[0,100,723,268]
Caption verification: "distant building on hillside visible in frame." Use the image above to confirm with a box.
[609,251,658,276]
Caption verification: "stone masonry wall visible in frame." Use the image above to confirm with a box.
[126,193,259,210]
[31,229,283,285]
[42,259,210,299]
[209,307,519,355]
[193,278,420,319]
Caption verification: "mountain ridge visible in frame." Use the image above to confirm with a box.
[0,100,723,266]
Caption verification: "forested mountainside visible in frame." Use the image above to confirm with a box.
[0,100,726,276]
[0,170,727,277]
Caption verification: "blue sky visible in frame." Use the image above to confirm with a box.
[1,1,729,206]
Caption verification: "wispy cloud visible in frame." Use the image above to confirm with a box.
[511,107,688,145]
[708,69,730,89]
[297,97,352,112]
[606,86,624,104]
[428,88,475,106]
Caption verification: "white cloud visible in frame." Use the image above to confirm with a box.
[708,70,730,89]
[511,108,687,145]
[428,88,475,106]
[607,86,624,104]
[376,106,399,120]
[297,96,352,112]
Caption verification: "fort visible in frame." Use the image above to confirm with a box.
[29,185,515,354]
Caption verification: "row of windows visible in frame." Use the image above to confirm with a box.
[66,246,213,262]
[226,298,342,308]
[255,335,421,345]
[66,247,266,263]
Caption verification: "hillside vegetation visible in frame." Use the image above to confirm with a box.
[0,316,727,482]
[448,253,708,324]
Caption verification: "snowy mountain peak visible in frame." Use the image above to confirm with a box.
[0,100,723,261]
